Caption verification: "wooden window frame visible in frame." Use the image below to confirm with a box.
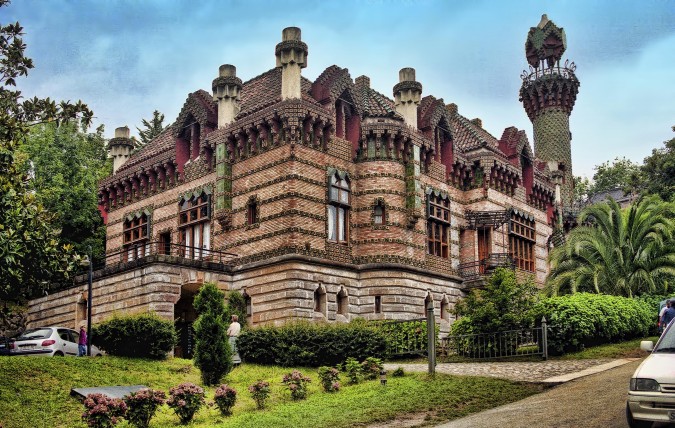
[123,214,150,260]
[427,194,450,258]
[327,173,350,243]
[508,212,535,272]
[374,202,384,225]
[178,193,211,258]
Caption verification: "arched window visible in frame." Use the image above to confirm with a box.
[424,293,433,315]
[440,296,449,321]
[179,192,211,259]
[242,290,252,320]
[327,172,350,243]
[314,285,327,315]
[374,296,382,314]
[337,287,349,316]
[123,212,150,261]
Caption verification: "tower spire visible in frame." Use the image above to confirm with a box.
[519,14,580,209]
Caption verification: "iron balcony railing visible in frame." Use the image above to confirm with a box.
[520,59,577,84]
[90,241,237,272]
[458,253,514,281]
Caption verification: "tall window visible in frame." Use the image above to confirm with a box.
[123,213,149,260]
[179,193,211,259]
[509,211,535,272]
[427,193,450,258]
[314,285,326,315]
[327,173,350,243]
[337,288,348,315]
[373,201,385,225]
[247,197,258,226]
[374,296,382,314]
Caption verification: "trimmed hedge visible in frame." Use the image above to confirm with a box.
[92,313,177,359]
[236,320,387,367]
[532,293,653,355]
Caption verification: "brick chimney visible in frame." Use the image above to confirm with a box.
[275,27,308,100]
[212,64,242,128]
[108,126,134,175]
[393,67,422,128]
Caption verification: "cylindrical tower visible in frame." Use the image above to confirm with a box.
[519,14,580,208]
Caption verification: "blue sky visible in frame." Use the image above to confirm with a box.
[5,0,674,178]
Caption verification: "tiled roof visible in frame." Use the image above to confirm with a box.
[237,67,318,119]
[418,95,450,131]
[448,107,499,152]
[108,125,176,178]
[358,86,400,119]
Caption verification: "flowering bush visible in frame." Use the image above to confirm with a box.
[81,393,127,428]
[281,370,311,400]
[391,367,405,377]
[213,384,237,416]
[123,388,166,428]
[343,357,361,384]
[166,382,205,424]
[248,380,271,410]
[317,366,340,392]
[361,357,383,380]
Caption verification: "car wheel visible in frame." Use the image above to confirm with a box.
[626,402,653,428]
[53,351,64,357]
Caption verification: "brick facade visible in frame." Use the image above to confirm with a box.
[29,20,578,336]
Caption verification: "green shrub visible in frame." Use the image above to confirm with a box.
[371,319,437,357]
[166,382,205,425]
[237,320,387,367]
[343,357,362,384]
[213,384,237,416]
[532,293,653,355]
[391,367,405,377]
[281,370,312,400]
[123,388,165,428]
[248,380,270,410]
[317,367,340,392]
[193,283,232,385]
[92,313,177,359]
[361,357,383,380]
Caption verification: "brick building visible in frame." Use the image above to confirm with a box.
[27,16,579,354]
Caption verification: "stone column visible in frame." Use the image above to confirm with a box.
[212,64,242,128]
[393,68,422,129]
[275,27,308,100]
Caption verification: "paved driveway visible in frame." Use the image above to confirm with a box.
[435,360,675,428]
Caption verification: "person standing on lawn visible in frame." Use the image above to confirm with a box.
[226,315,241,365]
[77,325,87,356]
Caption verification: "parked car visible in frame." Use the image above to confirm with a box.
[627,321,675,427]
[0,336,14,356]
[9,327,103,357]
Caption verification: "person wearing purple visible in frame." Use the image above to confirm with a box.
[78,325,88,356]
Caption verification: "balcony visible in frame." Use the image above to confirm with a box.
[76,242,238,283]
[458,253,514,287]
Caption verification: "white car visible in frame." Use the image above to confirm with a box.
[9,327,103,357]
[627,321,675,427]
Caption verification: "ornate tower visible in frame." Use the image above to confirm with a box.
[519,14,580,209]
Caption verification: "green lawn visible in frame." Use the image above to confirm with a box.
[0,356,541,428]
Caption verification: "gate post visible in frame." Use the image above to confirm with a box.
[541,316,548,361]
[427,302,436,375]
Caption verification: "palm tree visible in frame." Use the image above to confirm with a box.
[547,196,675,297]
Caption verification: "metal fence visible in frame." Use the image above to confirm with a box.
[440,319,549,360]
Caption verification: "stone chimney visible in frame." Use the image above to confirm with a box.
[212,64,243,128]
[393,68,422,128]
[470,118,483,128]
[108,126,134,175]
[275,27,308,100]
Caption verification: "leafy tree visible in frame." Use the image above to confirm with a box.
[193,282,232,385]
[16,122,110,263]
[573,175,592,207]
[451,268,538,334]
[224,290,247,329]
[136,110,165,147]
[1,1,93,302]
[547,197,675,297]
[641,126,675,202]
[590,157,642,196]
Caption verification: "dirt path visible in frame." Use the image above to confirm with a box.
[435,359,674,428]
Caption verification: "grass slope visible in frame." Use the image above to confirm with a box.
[0,356,540,428]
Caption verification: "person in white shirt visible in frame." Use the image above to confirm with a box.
[659,300,671,333]
[227,315,241,365]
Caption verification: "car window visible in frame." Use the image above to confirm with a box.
[655,323,675,351]
[71,330,80,343]
[57,329,74,343]
[16,328,52,340]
